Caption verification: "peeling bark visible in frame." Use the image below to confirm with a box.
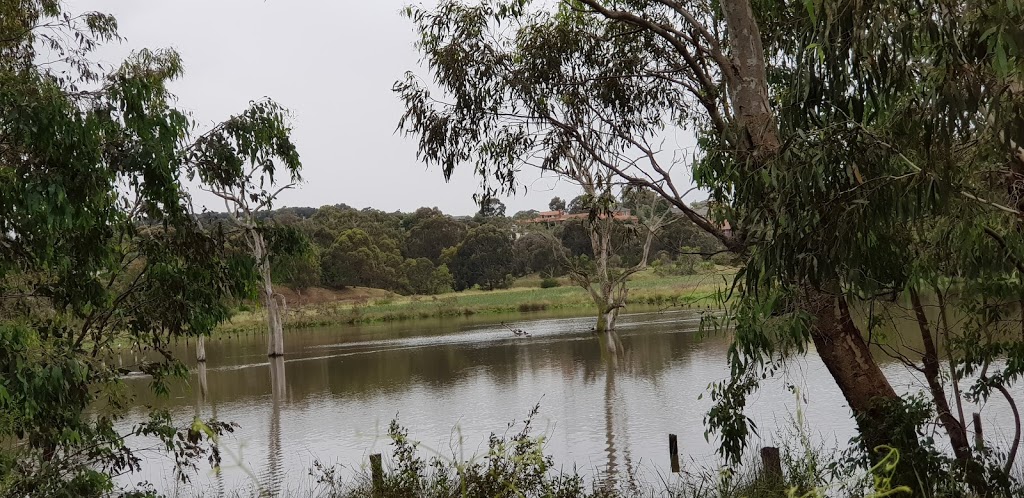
[802,290,927,488]
[719,0,780,160]
[807,292,898,417]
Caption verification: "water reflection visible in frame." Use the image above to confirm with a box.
[600,330,641,493]
[197,361,209,404]
[262,357,286,496]
[121,312,714,493]
[114,309,1024,495]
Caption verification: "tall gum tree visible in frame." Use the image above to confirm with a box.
[397,0,1024,491]
[543,168,667,338]
[196,115,302,358]
[0,2,301,493]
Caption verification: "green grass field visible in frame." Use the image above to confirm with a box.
[218,267,734,334]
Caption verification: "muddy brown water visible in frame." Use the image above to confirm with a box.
[115,308,1023,496]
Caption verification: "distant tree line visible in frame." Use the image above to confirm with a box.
[224,196,722,296]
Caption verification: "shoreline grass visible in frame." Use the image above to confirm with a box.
[217,268,733,334]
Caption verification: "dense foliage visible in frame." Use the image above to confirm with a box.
[263,198,720,295]
[0,2,299,495]
[397,0,1024,494]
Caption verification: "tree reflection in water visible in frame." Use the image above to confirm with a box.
[599,330,635,493]
[197,361,209,403]
[194,360,227,495]
[262,357,287,495]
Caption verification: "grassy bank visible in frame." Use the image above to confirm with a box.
[218,268,733,334]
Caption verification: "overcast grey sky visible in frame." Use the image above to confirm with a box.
[72,1,700,216]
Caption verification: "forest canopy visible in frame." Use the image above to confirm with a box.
[255,197,724,296]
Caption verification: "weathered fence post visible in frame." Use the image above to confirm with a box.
[370,453,384,496]
[973,412,985,451]
[761,446,783,483]
[668,434,680,473]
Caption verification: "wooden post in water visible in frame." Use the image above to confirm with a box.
[370,453,384,496]
[761,446,782,483]
[668,434,680,473]
[973,412,985,451]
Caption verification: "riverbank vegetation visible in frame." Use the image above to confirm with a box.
[218,268,730,332]
[0,3,302,495]
[398,0,1024,494]
[7,0,1024,496]
[248,197,725,300]
[201,407,938,498]
[219,191,730,334]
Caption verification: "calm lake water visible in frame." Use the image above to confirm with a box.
[116,309,1024,496]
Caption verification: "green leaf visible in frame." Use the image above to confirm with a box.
[803,0,817,23]
[996,43,1009,76]
[980,26,998,42]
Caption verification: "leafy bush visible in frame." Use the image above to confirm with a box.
[430,264,455,294]
[296,401,1014,498]
[539,277,560,288]
[653,255,700,276]
[710,251,740,267]
[518,302,548,312]
[312,406,594,498]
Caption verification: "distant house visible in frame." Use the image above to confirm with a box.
[686,200,733,237]
[532,210,566,222]
[519,209,637,225]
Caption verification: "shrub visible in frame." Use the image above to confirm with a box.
[539,277,560,288]
[312,406,592,498]
[518,302,548,312]
[710,251,741,267]
[654,247,701,276]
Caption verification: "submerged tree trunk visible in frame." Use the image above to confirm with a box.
[263,275,284,357]
[196,335,206,362]
[253,232,285,357]
[197,360,209,402]
[606,307,620,332]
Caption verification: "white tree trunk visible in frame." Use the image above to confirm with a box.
[607,307,620,332]
[196,335,207,362]
[197,360,209,402]
[269,355,287,400]
[253,232,285,357]
[263,280,284,357]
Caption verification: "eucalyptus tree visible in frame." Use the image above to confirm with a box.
[477,197,507,218]
[199,121,301,358]
[404,207,468,263]
[0,2,300,494]
[450,224,516,290]
[397,0,1024,491]
[535,160,668,334]
[513,232,568,277]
